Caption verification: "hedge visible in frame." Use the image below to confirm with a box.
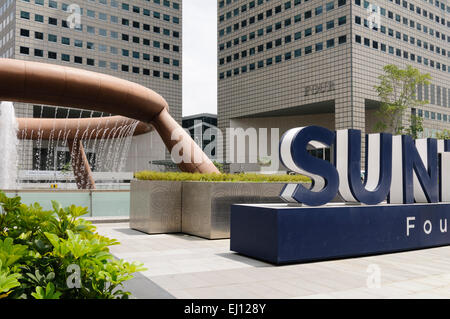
[134,171,310,183]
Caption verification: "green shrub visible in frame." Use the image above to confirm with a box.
[0,192,145,299]
[212,161,224,173]
[134,171,310,183]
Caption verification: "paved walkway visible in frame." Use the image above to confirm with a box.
[96,223,450,299]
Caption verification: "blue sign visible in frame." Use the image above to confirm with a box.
[229,126,450,264]
[230,202,450,264]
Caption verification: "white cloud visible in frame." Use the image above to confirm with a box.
[182,0,217,117]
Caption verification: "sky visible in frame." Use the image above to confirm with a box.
[182,0,217,117]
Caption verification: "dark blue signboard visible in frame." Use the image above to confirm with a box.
[230,203,450,264]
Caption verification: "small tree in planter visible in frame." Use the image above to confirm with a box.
[374,64,430,136]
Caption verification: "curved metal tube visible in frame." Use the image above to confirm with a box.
[0,58,168,122]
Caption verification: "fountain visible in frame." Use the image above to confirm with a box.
[0,101,18,189]
[0,101,145,190]
[0,58,220,221]
[16,113,149,189]
[0,58,219,190]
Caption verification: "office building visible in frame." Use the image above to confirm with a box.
[218,0,449,171]
[182,113,218,159]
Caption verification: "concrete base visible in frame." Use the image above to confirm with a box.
[230,203,450,264]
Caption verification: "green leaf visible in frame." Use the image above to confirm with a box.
[46,272,55,281]
[44,232,60,249]
[0,261,21,295]
[31,286,44,299]
[68,205,89,218]
[51,200,62,213]
[0,238,28,268]
[31,282,61,299]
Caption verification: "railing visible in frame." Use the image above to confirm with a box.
[4,189,130,217]
[16,171,133,190]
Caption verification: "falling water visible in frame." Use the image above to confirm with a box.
[0,102,19,190]
[14,107,138,189]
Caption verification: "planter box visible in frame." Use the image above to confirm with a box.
[181,182,307,239]
[130,180,315,239]
[130,180,182,234]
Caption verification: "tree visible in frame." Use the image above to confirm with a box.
[374,64,431,136]
[435,129,450,140]
[404,114,423,140]
[212,161,224,173]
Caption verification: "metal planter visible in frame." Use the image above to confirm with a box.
[129,180,182,234]
[181,181,297,239]
[130,180,312,239]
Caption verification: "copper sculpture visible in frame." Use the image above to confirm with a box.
[0,58,219,189]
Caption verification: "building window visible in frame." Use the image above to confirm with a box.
[20,46,29,55]
[338,35,347,44]
[34,49,43,57]
[305,46,312,54]
[327,39,335,48]
[326,2,335,11]
[48,51,57,59]
[35,14,44,23]
[20,29,30,37]
[327,20,335,29]
[48,34,57,42]
[61,37,70,45]
[20,11,30,19]
[315,6,323,15]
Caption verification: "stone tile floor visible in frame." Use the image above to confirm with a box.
[96,223,450,299]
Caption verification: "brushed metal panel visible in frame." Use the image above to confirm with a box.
[181,182,213,239]
[182,182,299,239]
[130,180,182,234]
[209,182,286,239]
